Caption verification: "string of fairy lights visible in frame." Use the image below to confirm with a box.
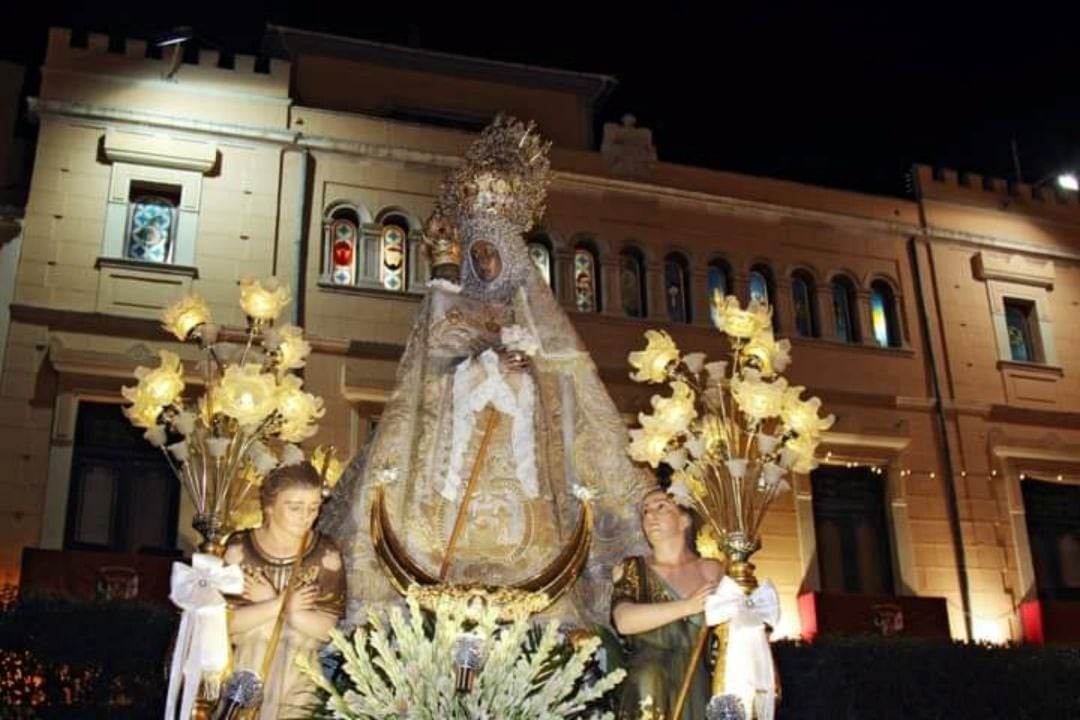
[820,451,1073,483]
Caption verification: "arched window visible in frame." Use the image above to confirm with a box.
[749,267,770,306]
[379,213,410,291]
[870,280,901,348]
[791,270,819,338]
[664,253,691,323]
[573,243,599,313]
[707,259,731,300]
[526,234,553,287]
[832,275,860,343]
[126,190,179,264]
[325,206,361,285]
[620,247,646,318]
[750,263,778,330]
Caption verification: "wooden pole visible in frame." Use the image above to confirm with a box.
[670,624,710,720]
[439,406,500,581]
[259,529,311,685]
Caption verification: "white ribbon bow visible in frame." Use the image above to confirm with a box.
[164,553,244,720]
[442,348,538,501]
[704,576,781,720]
[704,576,780,629]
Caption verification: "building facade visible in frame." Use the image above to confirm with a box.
[1,26,1078,643]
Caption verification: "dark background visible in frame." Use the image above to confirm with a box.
[2,1,1078,198]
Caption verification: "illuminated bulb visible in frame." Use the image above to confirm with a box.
[1057,475,1064,482]
[1020,473,1026,480]
[929,472,936,479]
[991,470,997,477]
[961,471,967,477]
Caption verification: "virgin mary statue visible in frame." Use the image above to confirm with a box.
[326,116,649,627]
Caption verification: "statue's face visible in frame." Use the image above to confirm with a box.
[640,490,691,548]
[469,240,503,282]
[263,486,322,540]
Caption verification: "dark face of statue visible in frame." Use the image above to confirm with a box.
[469,241,503,282]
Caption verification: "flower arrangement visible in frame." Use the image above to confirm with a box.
[627,293,834,569]
[300,589,624,720]
[121,277,336,550]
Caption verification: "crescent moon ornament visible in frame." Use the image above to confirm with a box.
[369,485,593,620]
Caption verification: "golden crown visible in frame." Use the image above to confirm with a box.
[436,114,552,233]
[422,210,463,268]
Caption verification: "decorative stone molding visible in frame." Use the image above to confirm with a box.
[102,128,219,173]
[601,114,657,179]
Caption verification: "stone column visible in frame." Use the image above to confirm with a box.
[600,256,620,316]
[691,268,711,327]
[857,289,877,346]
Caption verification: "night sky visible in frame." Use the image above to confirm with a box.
[2,2,1078,198]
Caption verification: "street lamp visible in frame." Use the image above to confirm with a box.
[155,26,193,47]
[1058,173,1079,192]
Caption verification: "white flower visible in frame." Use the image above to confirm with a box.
[711,293,771,339]
[682,352,706,375]
[206,437,230,459]
[726,458,748,480]
[685,436,706,460]
[731,370,787,422]
[781,386,836,439]
[253,454,278,476]
[760,462,790,492]
[704,361,728,386]
[646,381,698,435]
[280,443,305,467]
[143,425,167,447]
[173,411,197,436]
[757,433,781,455]
[743,329,792,377]
[571,484,596,502]
[663,447,689,470]
[780,433,819,474]
[667,480,694,508]
[248,442,279,475]
[239,277,291,322]
[275,325,311,370]
[168,441,189,463]
[628,330,679,383]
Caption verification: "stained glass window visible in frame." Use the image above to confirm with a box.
[870,281,900,348]
[750,265,779,331]
[126,196,177,263]
[832,277,859,343]
[380,224,407,291]
[1005,299,1036,362]
[330,217,358,285]
[527,241,552,287]
[574,247,597,312]
[792,272,817,337]
[620,249,645,318]
[749,270,769,306]
[707,261,729,300]
[665,255,690,323]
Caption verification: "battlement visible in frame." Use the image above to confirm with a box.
[44,27,290,97]
[915,164,1080,216]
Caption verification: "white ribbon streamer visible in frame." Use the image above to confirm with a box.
[705,576,781,720]
[164,553,244,720]
[441,349,538,501]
